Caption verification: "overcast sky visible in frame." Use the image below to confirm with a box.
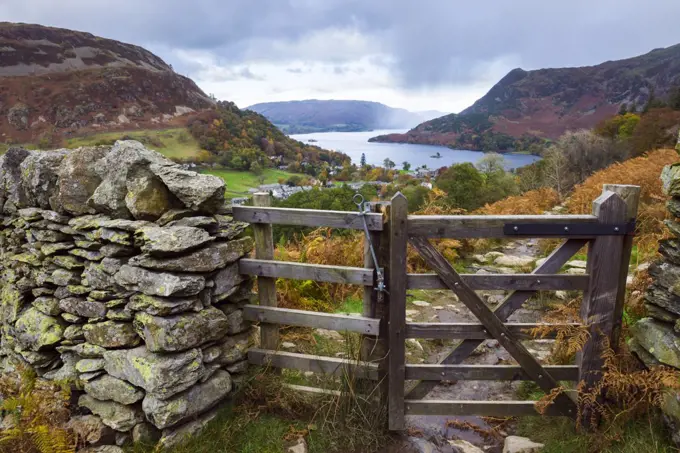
[3,0,680,112]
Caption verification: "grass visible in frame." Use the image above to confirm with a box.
[63,128,203,159]
[335,297,363,314]
[203,168,305,197]
[514,415,678,453]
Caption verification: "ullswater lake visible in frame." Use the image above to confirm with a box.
[290,129,540,170]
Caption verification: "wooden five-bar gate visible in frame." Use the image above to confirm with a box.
[233,184,640,430]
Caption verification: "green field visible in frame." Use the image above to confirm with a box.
[64,128,203,159]
[203,168,304,197]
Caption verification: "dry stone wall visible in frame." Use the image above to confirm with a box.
[0,140,255,451]
[631,161,680,444]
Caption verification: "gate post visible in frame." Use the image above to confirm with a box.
[578,188,629,428]
[361,202,390,403]
[252,192,278,352]
[388,193,408,430]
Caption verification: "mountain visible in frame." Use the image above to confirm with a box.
[370,43,680,152]
[246,99,447,134]
[0,22,214,144]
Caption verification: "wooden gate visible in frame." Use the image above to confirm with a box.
[233,184,640,431]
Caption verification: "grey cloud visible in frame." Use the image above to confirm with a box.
[2,0,680,89]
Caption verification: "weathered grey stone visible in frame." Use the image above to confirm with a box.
[646,262,680,314]
[76,358,106,373]
[202,345,221,363]
[631,317,680,368]
[18,349,58,368]
[79,445,125,453]
[10,251,43,266]
[66,415,116,446]
[43,351,79,381]
[56,285,90,298]
[214,215,249,240]
[58,342,107,358]
[646,303,680,323]
[156,209,195,226]
[127,293,202,316]
[157,407,219,450]
[41,242,75,255]
[225,360,248,374]
[14,307,64,351]
[30,229,70,242]
[662,164,680,196]
[166,216,217,229]
[133,307,229,353]
[503,436,544,453]
[0,284,24,324]
[103,346,205,399]
[100,244,136,257]
[33,296,62,316]
[41,209,70,224]
[70,248,104,261]
[32,287,55,297]
[88,140,174,218]
[125,167,178,221]
[20,149,69,209]
[59,297,107,318]
[64,324,85,340]
[69,214,112,230]
[86,228,133,246]
[82,261,120,291]
[224,309,249,335]
[83,321,141,348]
[129,237,253,273]
[106,308,133,321]
[80,371,106,382]
[213,331,251,366]
[17,207,44,221]
[150,164,225,213]
[660,239,680,266]
[84,374,145,405]
[143,370,232,429]
[132,422,161,444]
[53,254,85,270]
[56,146,111,215]
[78,394,144,432]
[134,226,214,257]
[98,218,154,231]
[628,338,662,368]
[0,147,32,212]
[114,265,205,297]
[74,239,102,250]
[213,263,245,297]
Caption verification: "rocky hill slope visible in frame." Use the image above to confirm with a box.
[247,99,445,134]
[0,22,214,144]
[371,43,680,151]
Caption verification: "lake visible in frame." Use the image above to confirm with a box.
[290,130,540,170]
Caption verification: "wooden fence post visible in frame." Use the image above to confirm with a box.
[388,193,408,430]
[253,192,278,352]
[361,203,390,399]
[578,190,628,428]
[602,184,640,348]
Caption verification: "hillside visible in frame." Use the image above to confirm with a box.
[247,99,446,134]
[371,43,680,151]
[0,22,214,144]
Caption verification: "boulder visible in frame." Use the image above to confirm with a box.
[125,167,178,221]
[150,164,225,213]
[449,439,484,453]
[55,146,111,215]
[127,293,202,316]
[78,394,144,432]
[503,436,544,453]
[132,422,161,444]
[213,263,245,298]
[66,415,116,446]
[134,226,214,257]
[103,346,205,399]
[83,321,141,349]
[143,370,232,429]
[33,296,61,316]
[59,297,107,318]
[133,307,229,353]
[88,140,174,218]
[156,407,219,450]
[14,307,64,351]
[129,237,253,273]
[494,255,535,267]
[84,374,145,405]
[20,149,69,209]
[1,284,24,324]
[114,265,205,297]
[662,163,680,197]
[83,261,120,291]
[631,317,680,368]
[212,331,251,366]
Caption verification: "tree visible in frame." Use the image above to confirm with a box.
[435,163,485,211]
[475,153,506,175]
[618,103,628,116]
[402,161,411,171]
[250,161,263,175]
[360,153,367,167]
[542,146,570,200]
[383,158,395,169]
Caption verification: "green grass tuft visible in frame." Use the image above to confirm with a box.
[203,168,307,197]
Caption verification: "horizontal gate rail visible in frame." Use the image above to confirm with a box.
[407,273,589,290]
[234,205,384,231]
[243,305,380,335]
[407,214,597,238]
[249,349,380,380]
[240,259,373,285]
[405,364,579,381]
[404,400,564,417]
[405,322,580,340]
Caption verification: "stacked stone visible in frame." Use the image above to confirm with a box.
[0,140,255,451]
[630,162,680,444]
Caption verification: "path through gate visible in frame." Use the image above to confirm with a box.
[233,184,640,431]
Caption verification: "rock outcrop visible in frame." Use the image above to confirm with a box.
[0,141,253,451]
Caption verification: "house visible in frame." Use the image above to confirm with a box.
[231,197,250,206]
[420,182,433,190]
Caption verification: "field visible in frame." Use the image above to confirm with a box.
[63,128,203,159]
[203,168,304,197]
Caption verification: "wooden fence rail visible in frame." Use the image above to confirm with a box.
[237,184,640,432]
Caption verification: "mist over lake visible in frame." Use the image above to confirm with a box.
[289,130,540,170]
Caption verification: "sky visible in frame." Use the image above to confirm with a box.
[2,0,680,113]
